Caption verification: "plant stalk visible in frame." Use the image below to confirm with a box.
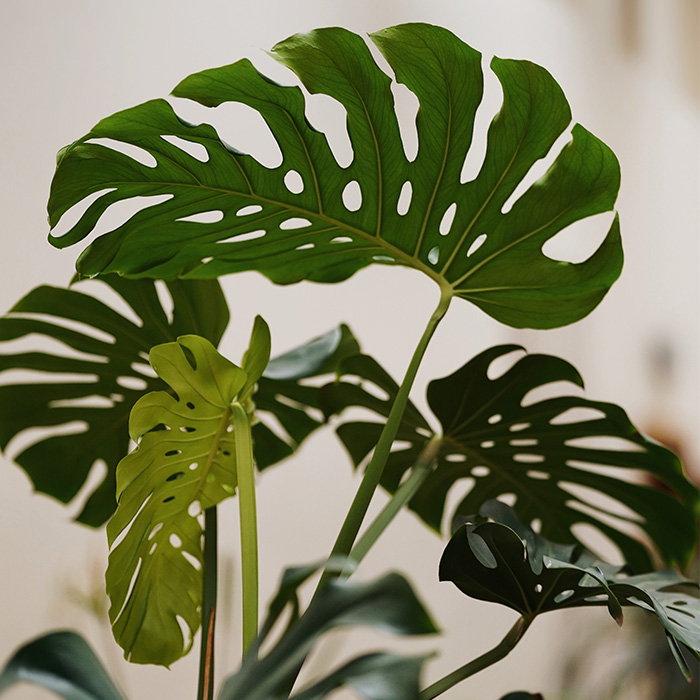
[324,287,452,576]
[232,402,259,660]
[419,616,533,700]
[197,506,218,700]
[349,435,442,567]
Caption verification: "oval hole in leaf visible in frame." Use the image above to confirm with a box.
[86,138,158,168]
[166,472,185,482]
[397,180,412,215]
[513,454,545,464]
[280,217,312,230]
[428,246,440,265]
[217,230,266,244]
[209,101,283,168]
[509,422,530,432]
[526,470,549,480]
[480,440,495,448]
[466,233,487,257]
[542,210,616,264]
[169,534,183,548]
[182,550,201,570]
[553,589,575,604]
[445,454,467,463]
[497,493,517,507]
[471,466,490,477]
[188,500,201,517]
[330,236,353,244]
[296,243,314,251]
[161,135,209,163]
[116,375,148,391]
[303,92,353,167]
[148,523,163,540]
[563,435,646,453]
[342,181,362,212]
[510,439,538,447]
[460,55,503,183]
[550,407,607,425]
[561,482,646,523]
[176,210,224,224]
[439,203,457,236]
[390,81,419,161]
[501,126,573,214]
[521,381,582,407]
[236,205,263,217]
[488,414,502,425]
[284,170,305,194]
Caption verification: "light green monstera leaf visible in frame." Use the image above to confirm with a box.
[48,23,621,329]
[106,323,269,666]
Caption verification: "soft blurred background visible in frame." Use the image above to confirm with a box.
[0,1,698,698]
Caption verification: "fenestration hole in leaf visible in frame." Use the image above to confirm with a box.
[397,181,412,215]
[160,135,209,163]
[116,375,148,391]
[86,138,158,168]
[439,203,457,236]
[176,210,224,224]
[488,414,502,425]
[169,534,183,548]
[390,80,419,161]
[302,92,353,167]
[163,496,175,503]
[236,205,263,217]
[165,449,181,457]
[466,233,487,257]
[542,210,615,264]
[342,180,362,212]
[471,466,490,477]
[550,407,607,425]
[50,187,116,239]
[284,169,304,194]
[331,236,353,244]
[280,217,312,230]
[217,229,266,244]
[186,402,195,410]
[513,454,545,463]
[486,348,525,380]
[428,246,440,265]
[166,472,184,482]
[554,589,575,604]
[296,243,314,251]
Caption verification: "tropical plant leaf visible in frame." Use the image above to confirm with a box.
[106,331,266,666]
[439,500,700,677]
[0,630,125,700]
[254,323,360,468]
[321,345,699,571]
[0,275,228,526]
[218,564,436,700]
[48,23,621,330]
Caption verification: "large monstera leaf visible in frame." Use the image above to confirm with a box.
[439,501,700,679]
[106,330,267,666]
[0,275,228,526]
[218,564,436,700]
[322,346,699,572]
[48,23,621,330]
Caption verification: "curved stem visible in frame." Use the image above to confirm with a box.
[419,616,533,700]
[349,435,442,567]
[232,402,259,660]
[197,507,218,700]
[324,287,452,575]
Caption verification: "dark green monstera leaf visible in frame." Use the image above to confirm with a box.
[0,630,125,700]
[322,346,699,572]
[439,500,700,678]
[106,330,269,666]
[49,23,621,330]
[0,275,228,526]
[254,323,359,468]
[218,564,436,700]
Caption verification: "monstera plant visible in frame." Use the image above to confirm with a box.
[0,22,697,700]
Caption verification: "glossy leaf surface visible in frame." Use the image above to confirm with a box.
[106,332,264,666]
[0,275,228,526]
[49,23,621,329]
[322,346,699,571]
[0,630,125,700]
[218,565,436,700]
[439,501,700,675]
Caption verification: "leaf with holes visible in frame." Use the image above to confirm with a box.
[439,500,700,677]
[0,275,228,526]
[254,323,360,468]
[0,630,126,700]
[321,346,699,571]
[49,23,621,329]
[218,566,436,700]
[106,330,266,666]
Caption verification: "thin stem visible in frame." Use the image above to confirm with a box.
[419,616,532,700]
[197,507,218,700]
[232,402,259,660]
[323,287,453,579]
[349,435,442,567]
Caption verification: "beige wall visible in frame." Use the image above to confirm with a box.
[0,1,697,698]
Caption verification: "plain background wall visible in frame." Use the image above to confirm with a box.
[0,1,697,698]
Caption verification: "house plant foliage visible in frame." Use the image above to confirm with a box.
[0,22,697,700]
